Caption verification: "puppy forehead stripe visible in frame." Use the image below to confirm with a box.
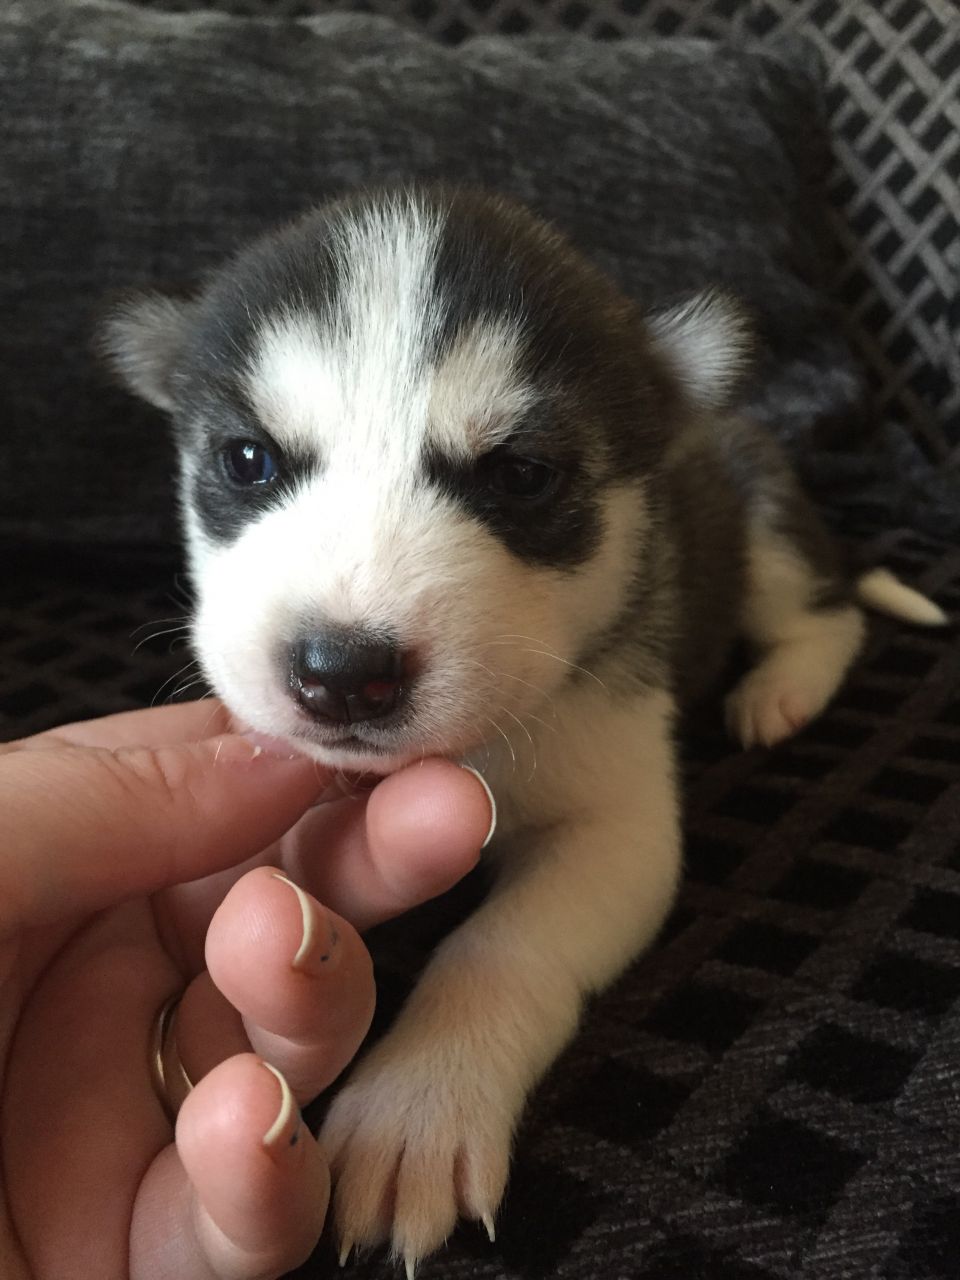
[328,197,443,383]
[244,200,536,463]
[427,317,536,458]
[245,313,339,454]
[244,200,442,461]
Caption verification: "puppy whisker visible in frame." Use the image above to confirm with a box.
[518,709,557,736]
[500,706,538,780]
[461,657,560,731]
[484,637,609,693]
[199,699,228,739]
[130,614,190,638]
[483,714,517,773]
[168,676,210,703]
[518,648,609,693]
[494,671,560,722]
[169,574,195,611]
[131,622,191,655]
[150,658,201,708]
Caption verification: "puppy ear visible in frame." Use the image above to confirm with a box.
[647,289,752,409]
[98,291,195,412]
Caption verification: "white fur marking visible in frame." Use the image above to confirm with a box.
[648,289,751,408]
[245,200,440,467]
[856,568,946,627]
[322,688,681,1270]
[427,318,535,458]
[727,533,865,748]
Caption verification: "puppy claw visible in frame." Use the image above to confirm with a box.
[323,1041,513,1271]
[338,1240,353,1268]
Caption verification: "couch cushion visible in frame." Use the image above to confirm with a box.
[1,0,895,549]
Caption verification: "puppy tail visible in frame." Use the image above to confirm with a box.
[855,568,948,627]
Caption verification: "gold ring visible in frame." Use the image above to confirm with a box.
[150,993,195,1121]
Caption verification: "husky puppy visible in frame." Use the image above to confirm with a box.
[103,186,943,1272]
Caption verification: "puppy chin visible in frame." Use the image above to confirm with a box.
[299,737,422,777]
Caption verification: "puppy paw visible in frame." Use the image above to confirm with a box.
[321,1043,511,1274]
[725,671,816,749]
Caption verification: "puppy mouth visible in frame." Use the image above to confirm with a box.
[246,725,392,756]
[279,713,422,771]
[238,723,415,784]
[307,729,392,755]
[289,702,406,750]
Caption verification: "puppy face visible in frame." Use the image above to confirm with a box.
[104,188,744,771]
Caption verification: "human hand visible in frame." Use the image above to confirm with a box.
[0,700,493,1280]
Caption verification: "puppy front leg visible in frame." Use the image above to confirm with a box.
[322,689,681,1273]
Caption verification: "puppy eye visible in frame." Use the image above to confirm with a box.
[223,440,277,487]
[485,453,559,502]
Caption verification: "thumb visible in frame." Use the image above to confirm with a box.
[0,735,327,934]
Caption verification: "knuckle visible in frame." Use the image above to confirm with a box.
[108,744,187,812]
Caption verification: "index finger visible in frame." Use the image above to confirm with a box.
[0,734,327,933]
[0,699,232,755]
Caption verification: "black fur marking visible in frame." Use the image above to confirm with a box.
[425,439,602,568]
[183,214,346,390]
[429,188,682,480]
[166,207,351,544]
[420,188,689,568]
[184,395,319,545]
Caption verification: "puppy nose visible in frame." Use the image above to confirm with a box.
[291,631,404,724]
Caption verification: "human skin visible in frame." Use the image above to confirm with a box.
[0,700,492,1280]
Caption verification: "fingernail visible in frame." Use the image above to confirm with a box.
[461,766,497,848]
[273,873,340,973]
[261,1061,302,1149]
